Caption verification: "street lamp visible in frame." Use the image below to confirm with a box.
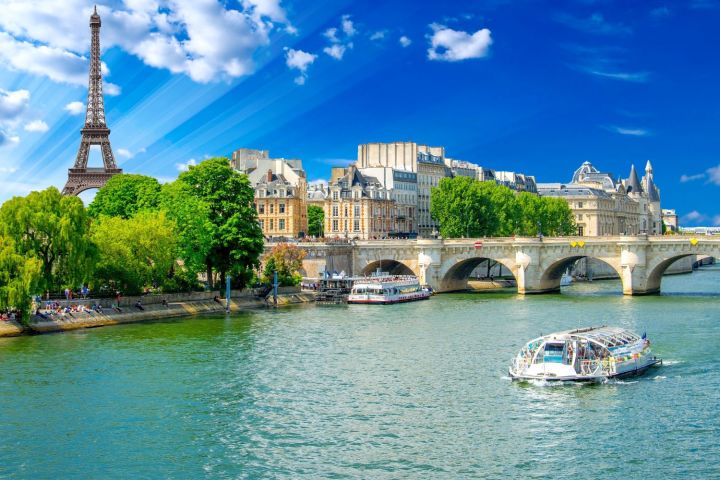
[537,221,543,239]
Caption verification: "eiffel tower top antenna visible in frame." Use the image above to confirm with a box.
[62,5,122,196]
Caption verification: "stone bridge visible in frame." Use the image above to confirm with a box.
[293,236,720,295]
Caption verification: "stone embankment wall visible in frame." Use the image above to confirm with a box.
[0,288,311,338]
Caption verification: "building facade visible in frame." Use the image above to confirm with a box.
[232,148,308,239]
[537,160,664,236]
[357,142,452,237]
[325,166,395,240]
[358,167,417,236]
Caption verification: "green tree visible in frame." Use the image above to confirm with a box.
[515,192,544,236]
[176,157,264,288]
[0,187,95,291]
[0,235,42,323]
[91,211,178,295]
[307,205,324,237]
[88,174,161,219]
[430,176,499,238]
[159,181,213,287]
[540,197,576,236]
[261,243,307,286]
[478,181,522,236]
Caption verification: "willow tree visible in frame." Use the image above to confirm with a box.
[0,235,42,322]
[174,157,264,289]
[0,187,95,291]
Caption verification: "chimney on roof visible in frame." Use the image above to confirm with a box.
[267,169,273,182]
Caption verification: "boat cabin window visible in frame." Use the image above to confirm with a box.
[543,343,564,363]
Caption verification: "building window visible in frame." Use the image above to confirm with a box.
[353,219,360,232]
[269,219,274,230]
[269,204,274,214]
[258,204,265,214]
[332,205,339,217]
[279,203,285,214]
[354,205,361,216]
[577,226,584,236]
[332,191,339,200]
[259,219,264,229]
[332,219,339,232]
[279,219,285,231]
[344,206,348,217]
[578,202,583,208]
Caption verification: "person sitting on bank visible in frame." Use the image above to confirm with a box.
[213,295,223,304]
[161,299,169,308]
[134,300,144,311]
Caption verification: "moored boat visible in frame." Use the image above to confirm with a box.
[509,326,661,382]
[347,275,431,305]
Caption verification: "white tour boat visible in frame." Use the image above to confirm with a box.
[509,326,661,382]
[347,275,431,305]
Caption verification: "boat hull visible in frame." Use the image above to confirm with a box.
[347,293,431,305]
[509,358,662,382]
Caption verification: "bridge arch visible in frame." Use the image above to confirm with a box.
[644,251,719,294]
[360,259,417,277]
[440,256,518,292]
[539,255,624,294]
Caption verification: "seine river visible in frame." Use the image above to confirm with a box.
[1,266,719,479]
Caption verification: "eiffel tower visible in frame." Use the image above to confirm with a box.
[62,6,121,196]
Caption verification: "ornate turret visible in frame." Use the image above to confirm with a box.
[626,164,643,194]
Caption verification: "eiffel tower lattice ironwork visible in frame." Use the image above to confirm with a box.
[62,6,121,196]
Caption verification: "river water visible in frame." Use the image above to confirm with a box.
[1,266,719,479]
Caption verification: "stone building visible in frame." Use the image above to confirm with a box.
[537,160,664,236]
[358,167,417,237]
[325,166,395,240]
[662,209,678,232]
[232,148,308,239]
[357,142,452,237]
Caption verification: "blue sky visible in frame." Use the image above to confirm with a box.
[0,0,719,226]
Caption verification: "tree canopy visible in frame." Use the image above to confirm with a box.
[307,205,324,237]
[174,157,264,288]
[0,234,42,323]
[261,243,307,287]
[0,187,96,291]
[87,174,161,219]
[431,177,576,238]
[91,211,178,295]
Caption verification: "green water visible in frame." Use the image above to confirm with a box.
[1,267,719,479]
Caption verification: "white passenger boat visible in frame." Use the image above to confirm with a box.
[347,275,431,305]
[560,272,573,287]
[509,326,661,382]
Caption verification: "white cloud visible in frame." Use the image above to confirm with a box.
[399,36,412,47]
[0,130,21,147]
[583,69,650,82]
[24,120,49,132]
[285,48,317,85]
[427,24,493,62]
[0,89,30,120]
[0,166,18,174]
[309,178,328,186]
[680,173,706,183]
[64,101,84,115]
[105,82,121,96]
[0,0,294,85]
[681,210,707,224]
[324,27,339,43]
[117,148,133,159]
[680,165,720,186]
[323,44,347,60]
[604,125,651,136]
[322,15,355,61]
[341,14,356,37]
[706,165,720,185]
[176,158,197,172]
[370,30,386,41]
